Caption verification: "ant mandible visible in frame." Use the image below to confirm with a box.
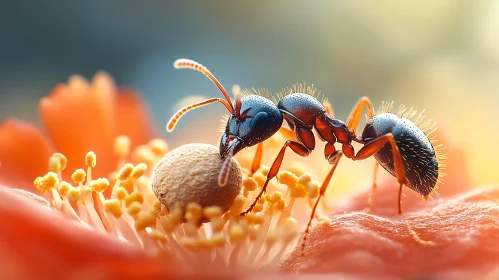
[167,58,443,246]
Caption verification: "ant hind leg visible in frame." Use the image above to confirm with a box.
[365,162,379,213]
[354,133,435,246]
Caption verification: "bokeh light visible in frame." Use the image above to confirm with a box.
[1,0,498,189]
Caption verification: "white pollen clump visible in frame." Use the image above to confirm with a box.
[151,143,242,222]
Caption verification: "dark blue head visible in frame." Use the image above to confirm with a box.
[167,58,284,159]
[220,95,283,158]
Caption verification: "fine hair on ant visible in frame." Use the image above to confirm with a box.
[167,58,446,250]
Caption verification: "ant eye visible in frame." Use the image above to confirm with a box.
[250,112,269,131]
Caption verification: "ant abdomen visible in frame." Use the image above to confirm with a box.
[362,113,439,197]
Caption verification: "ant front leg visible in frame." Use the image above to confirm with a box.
[250,126,295,175]
[241,140,311,216]
[301,150,343,255]
[345,97,378,210]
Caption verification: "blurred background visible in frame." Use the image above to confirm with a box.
[1,0,498,189]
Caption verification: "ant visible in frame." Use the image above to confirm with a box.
[167,58,443,247]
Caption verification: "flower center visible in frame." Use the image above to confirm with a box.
[33,136,324,273]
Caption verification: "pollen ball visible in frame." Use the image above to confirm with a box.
[151,143,242,222]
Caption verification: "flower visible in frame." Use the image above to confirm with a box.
[1,73,499,280]
[0,72,156,193]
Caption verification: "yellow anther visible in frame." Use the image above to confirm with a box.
[48,156,62,173]
[258,166,270,176]
[297,172,312,185]
[36,172,59,194]
[85,152,97,168]
[148,230,169,243]
[133,145,156,165]
[71,169,86,185]
[229,224,247,242]
[180,237,196,251]
[283,217,299,240]
[148,138,168,156]
[185,203,203,224]
[248,227,258,241]
[104,199,123,218]
[245,213,264,225]
[274,199,286,211]
[58,181,72,197]
[150,199,162,216]
[152,199,162,209]
[124,191,144,207]
[127,201,142,216]
[289,184,307,199]
[120,178,134,192]
[67,187,82,201]
[114,135,131,157]
[52,153,67,171]
[269,191,283,203]
[210,233,225,247]
[89,178,110,193]
[196,238,211,250]
[34,177,46,194]
[253,203,264,213]
[307,180,320,198]
[229,195,246,216]
[159,216,177,234]
[131,163,147,179]
[253,173,266,187]
[117,163,134,181]
[258,196,266,205]
[242,177,258,191]
[135,212,157,231]
[204,206,223,220]
[116,187,128,201]
[277,170,298,188]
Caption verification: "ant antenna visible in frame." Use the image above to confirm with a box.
[174,59,234,114]
[167,97,233,132]
[218,140,236,186]
[234,90,242,119]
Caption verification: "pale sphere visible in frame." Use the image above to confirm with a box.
[151,143,242,222]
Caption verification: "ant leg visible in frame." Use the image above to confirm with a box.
[301,151,343,255]
[240,140,311,216]
[250,126,294,175]
[366,162,379,213]
[354,134,407,211]
[250,142,264,175]
[346,97,375,133]
[354,134,434,245]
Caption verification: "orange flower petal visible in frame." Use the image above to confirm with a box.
[0,186,181,280]
[39,73,118,178]
[282,186,499,279]
[115,89,157,148]
[0,119,54,192]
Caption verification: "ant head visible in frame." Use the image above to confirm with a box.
[167,58,283,159]
[219,95,283,158]
[167,59,283,185]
